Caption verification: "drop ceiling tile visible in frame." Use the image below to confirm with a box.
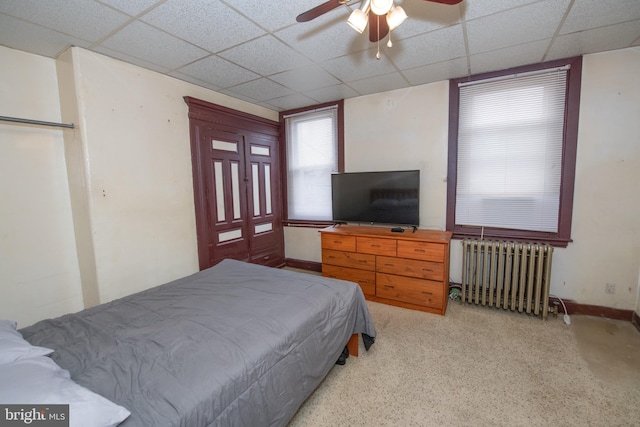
[391,0,462,41]
[0,0,129,42]
[226,78,295,102]
[469,39,550,75]
[546,20,640,61]
[227,0,322,32]
[266,93,318,111]
[0,14,90,58]
[140,0,265,53]
[402,57,468,86]
[100,21,209,70]
[218,89,260,105]
[462,0,540,21]
[269,64,340,92]
[302,84,360,104]
[466,0,571,55]
[320,49,398,82]
[347,72,410,96]
[93,45,170,73]
[98,0,162,16]
[177,55,260,88]
[388,24,465,70]
[219,35,311,76]
[169,71,221,92]
[275,11,371,62]
[561,0,640,35]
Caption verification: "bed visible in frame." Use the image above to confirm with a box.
[15,259,376,426]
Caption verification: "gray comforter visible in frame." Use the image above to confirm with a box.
[21,259,376,426]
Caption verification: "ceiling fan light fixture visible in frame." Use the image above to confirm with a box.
[370,0,393,16]
[386,5,407,31]
[347,9,368,33]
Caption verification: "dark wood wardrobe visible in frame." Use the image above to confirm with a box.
[185,97,284,270]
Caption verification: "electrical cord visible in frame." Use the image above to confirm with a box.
[550,294,571,325]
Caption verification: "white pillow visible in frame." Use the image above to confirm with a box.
[0,356,131,427]
[0,319,54,365]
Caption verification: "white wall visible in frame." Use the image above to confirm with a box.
[286,46,640,312]
[556,47,640,309]
[63,48,279,304]
[0,46,84,327]
[1,46,279,326]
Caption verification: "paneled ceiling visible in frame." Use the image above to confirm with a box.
[1,0,639,111]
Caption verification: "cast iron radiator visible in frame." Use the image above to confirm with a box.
[461,239,553,320]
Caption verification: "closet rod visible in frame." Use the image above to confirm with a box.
[0,115,75,129]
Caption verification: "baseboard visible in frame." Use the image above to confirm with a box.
[449,282,634,322]
[548,296,634,322]
[633,311,640,333]
[284,258,322,273]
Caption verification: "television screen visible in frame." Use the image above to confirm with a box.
[331,170,420,226]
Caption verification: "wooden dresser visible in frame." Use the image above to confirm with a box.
[320,225,452,315]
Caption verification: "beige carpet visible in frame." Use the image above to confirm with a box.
[288,300,640,426]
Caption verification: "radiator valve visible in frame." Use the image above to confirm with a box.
[550,302,559,318]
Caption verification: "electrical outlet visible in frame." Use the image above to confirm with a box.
[605,283,616,294]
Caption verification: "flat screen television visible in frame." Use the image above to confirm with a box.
[331,170,420,227]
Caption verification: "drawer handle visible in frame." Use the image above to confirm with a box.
[384,263,394,267]
[422,269,433,273]
[333,240,342,245]
[422,291,433,295]
[357,260,368,263]
[414,248,426,253]
[371,244,381,248]
[384,285,395,289]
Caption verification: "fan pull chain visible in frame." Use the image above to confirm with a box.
[387,29,393,48]
[376,14,381,59]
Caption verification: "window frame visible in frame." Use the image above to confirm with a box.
[446,57,582,247]
[279,100,344,228]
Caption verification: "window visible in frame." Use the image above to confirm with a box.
[447,57,582,247]
[281,101,344,225]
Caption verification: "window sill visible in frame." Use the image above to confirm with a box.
[451,227,571,248]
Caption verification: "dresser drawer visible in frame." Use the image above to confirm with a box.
[321,234,356,252]
[376,273,443,309]
[376,256,444,281]
[397,241,445,262]
[323,265,375,296]
[322,249,375,271]
[357,236,396,256]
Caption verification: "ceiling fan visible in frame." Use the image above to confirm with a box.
[297,0,463,47]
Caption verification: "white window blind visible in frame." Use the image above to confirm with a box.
[455,69,568,233]
[285,107,338,221]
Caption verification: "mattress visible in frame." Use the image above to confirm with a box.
[20,259,376,426]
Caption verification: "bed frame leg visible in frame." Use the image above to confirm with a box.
[347,334,358,357]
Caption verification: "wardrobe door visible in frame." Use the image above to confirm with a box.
[245,134,284,267]
[202,127,250,266]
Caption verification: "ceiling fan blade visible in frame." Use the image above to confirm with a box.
[423,0,464,4]
[296,0,344,22]
[369,13,389,42]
